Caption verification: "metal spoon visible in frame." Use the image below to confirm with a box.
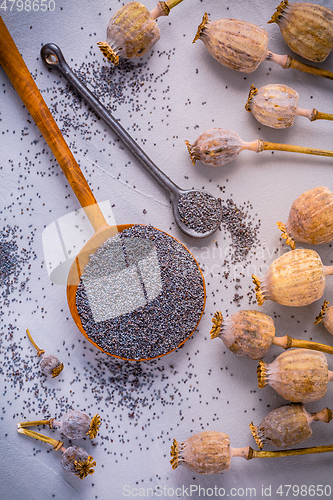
[40,43,222,239]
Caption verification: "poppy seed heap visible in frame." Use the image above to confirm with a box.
[75,225,205,360]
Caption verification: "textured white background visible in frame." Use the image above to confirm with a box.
[1,0,333,499]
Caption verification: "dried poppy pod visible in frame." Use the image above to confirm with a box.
[26,328,63,378]
[193,13,333,80]
[97,0,183,65]
[60,445,96,478]
[257,349,333,403]
[252,248,333,307]
[171,430,333,475]
[185,128,333,168]
[250,403,332,449]
[211,309,333,360]
[18,410,101,440]
[315,299,333,335]
[268,0,333,63]
[245,84,333,129]
[170,431,232,474]
[211,310,275,359]
[17,428,96,479]
[185,129,246,167]
[193,14,269,73]
[277,187,333,250]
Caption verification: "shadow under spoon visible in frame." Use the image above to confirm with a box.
[40,43,222,239]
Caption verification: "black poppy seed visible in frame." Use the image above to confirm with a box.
[177,191,222,234]
[0,225,36,307]
[220,198,260,264]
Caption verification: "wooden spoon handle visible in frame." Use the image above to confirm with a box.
[0,16,108,233]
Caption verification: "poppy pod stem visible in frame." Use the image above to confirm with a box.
[165,0,184,9]
[235,135,333,159]
[324,265,333,276]
[312,407,333,423]
[272,335,333,356]
[17,419,55,429]
[249,445,333,460]
[295,108,333,122]
[258,141,333,158]
[314,111,333,122]
[17,427,63,451]
[150,0,184,19]
[266,51,333,80]
[26,328,45,357]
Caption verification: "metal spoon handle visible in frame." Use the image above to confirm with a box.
[41,43,180,197]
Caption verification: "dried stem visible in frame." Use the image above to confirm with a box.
[151,0,184,18]
[17,427,63,450]
[165,0,184,9]
[287,57,333,81]
[17,419,53,429]
[267,52,333,80]
[26,328,45,357]
[260,141,333,158]
[288,337,333,355]
[272,334,333,356]
[315,112,333,121]
[295,108,333,122]
[249,444,333,459]
[312,408,332,423]
[324,265,333,276]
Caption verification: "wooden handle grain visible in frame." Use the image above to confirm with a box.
[0,16,108,233]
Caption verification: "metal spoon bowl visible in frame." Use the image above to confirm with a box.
[40,43,222,239]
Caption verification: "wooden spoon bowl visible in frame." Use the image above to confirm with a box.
[67,223,205,361]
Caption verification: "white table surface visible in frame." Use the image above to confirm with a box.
[1,1,333,499]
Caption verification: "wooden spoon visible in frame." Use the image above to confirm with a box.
[0,16,206,361]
